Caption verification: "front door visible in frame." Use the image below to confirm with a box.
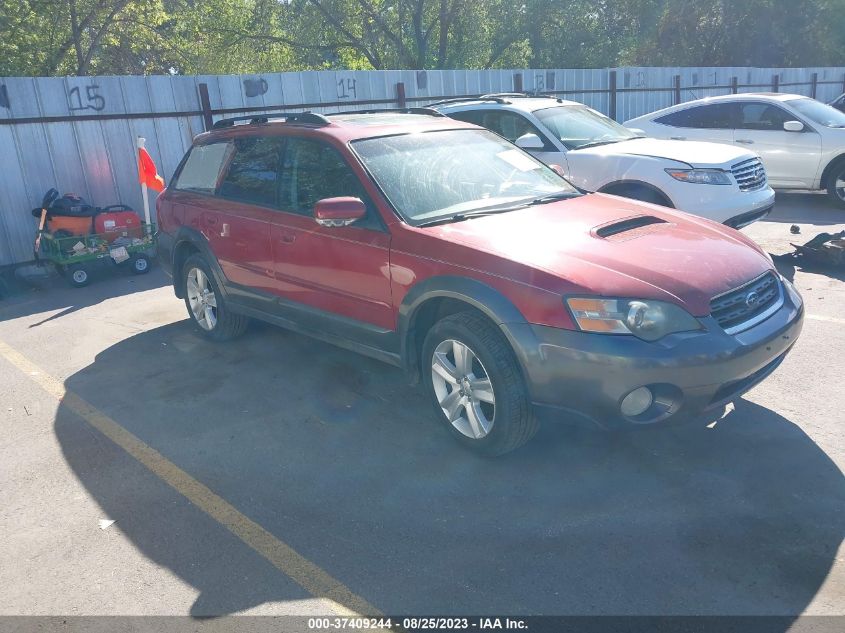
[270,137,394,331]
[732,101,822,188]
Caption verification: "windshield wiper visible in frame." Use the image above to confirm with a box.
[525,191,580,205]
[575,139,626,150]
[416,192,579,226]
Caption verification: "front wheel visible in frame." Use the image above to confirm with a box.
[826,162,845,208]
[182,254,248,341]
[66,264,90,288]
[422,311,538,456]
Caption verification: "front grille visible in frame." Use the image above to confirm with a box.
[731,157,767,191]
[710,271,781,332]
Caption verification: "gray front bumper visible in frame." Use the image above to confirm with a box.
[501,278,804,428]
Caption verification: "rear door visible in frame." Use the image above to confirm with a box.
[651,103,736,143]
[732,101,821,188]
[207,135,282,295]
[270,136,394,330]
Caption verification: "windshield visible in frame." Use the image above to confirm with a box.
[787,98,845,128]
[534,105,639,149]
[351,129,579,225]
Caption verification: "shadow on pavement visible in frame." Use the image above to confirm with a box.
[0,267,168,324]
[767,192,845,226]
[55,320,845,617]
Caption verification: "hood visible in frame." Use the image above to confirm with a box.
[417,193,773,316]
[572,137,755,168]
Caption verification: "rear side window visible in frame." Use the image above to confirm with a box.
[218,136,284,207]
[173,142,233,194]
[655,103,737,129]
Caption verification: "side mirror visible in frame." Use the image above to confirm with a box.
[626,127,647,137]
[314,197,366,227]
[548,164,567,178]
[515,133,545,150]
[783,120,804,132]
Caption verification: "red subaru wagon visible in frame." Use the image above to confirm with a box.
[157,110,803,455]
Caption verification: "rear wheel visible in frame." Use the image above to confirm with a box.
[130,254,151,275]
[826,161,845,208]
[182,254,247,341]
[422,311,538,456]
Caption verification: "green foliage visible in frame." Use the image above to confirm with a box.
[1,0,844,76]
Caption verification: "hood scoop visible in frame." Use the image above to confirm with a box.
[594,215,669,241]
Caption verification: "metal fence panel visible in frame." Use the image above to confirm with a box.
[1,66,844,266]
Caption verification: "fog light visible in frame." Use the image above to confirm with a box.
[621,387,653,417]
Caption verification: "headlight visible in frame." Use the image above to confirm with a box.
[665,168,731,185]
[566,297,702,341]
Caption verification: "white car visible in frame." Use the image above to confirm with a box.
[431,94,775,228]
[625,93,845,208]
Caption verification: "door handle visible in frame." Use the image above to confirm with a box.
[279,233,296,244]
[736,139,754,144]
[670,136,686,140]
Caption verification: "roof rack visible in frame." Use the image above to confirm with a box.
[333,107,444,117]
[426,95,512,107]
[211,111,331,130]
[480,92,563,102]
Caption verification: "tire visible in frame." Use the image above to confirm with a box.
[130,254,151,275]
[608,185,672,208]
[181,254,248,341]
[66,264,90,288]
[826,161,845,208]
[421,311,538,456]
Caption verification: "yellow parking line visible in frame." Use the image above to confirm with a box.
[806,313,845,325]
[0,338,379,617]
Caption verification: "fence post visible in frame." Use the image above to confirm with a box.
[811,72,818,99]
[673,75,681,105]
[198,83,213,131]
[772,74,780,93]
[609,70,617,121]
[731,77,738,94]
[396,82,406,108]
[514,73,523,93]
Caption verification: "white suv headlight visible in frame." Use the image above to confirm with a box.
[566,297,702,341]
[665,168,732,185]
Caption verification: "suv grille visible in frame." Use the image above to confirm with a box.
[731,158,767,191]
[710,271,782,333]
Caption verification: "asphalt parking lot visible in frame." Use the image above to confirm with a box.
[0,192,843,621]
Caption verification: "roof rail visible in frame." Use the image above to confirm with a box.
[480,92,562,101]
[211,111,331,130]
[333,107,444,117]
[426,95,511,107]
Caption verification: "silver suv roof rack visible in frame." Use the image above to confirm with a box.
[211,111,331,129]
[427,95,512,107]
[332,107,444,117]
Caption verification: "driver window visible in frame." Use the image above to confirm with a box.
[483,111,547,146]
[737,103,791,130]
[278,138,377,227]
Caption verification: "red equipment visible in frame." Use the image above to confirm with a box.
[93,205,142,242]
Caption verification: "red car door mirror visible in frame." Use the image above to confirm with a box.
[313,197,366,227]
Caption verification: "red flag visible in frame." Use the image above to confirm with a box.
[138,147,165,192]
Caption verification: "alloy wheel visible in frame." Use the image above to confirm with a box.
[186,267,217,331]
[431,339,496,439]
